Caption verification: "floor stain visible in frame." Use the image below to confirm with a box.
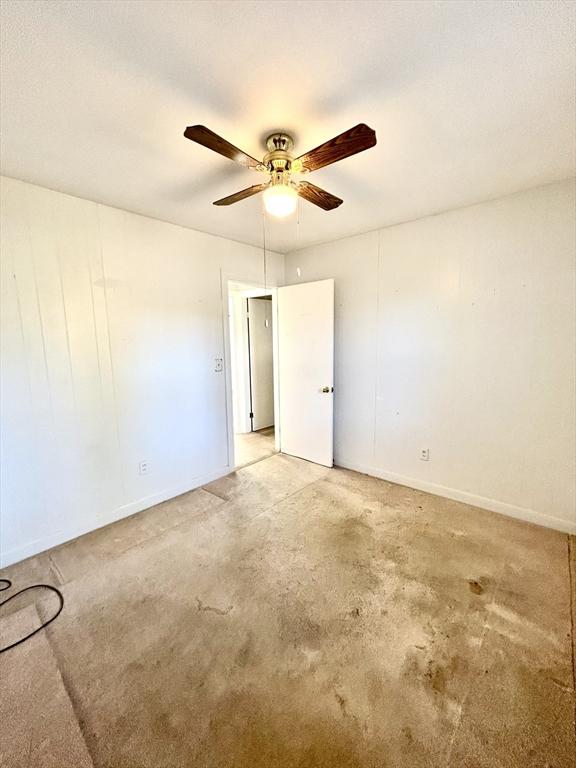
[235,631,256,668]
[468,578,486,595]
[196,597,234,615]
[2,457,573,768]
[426,663,447,694]
[335,691,347,717]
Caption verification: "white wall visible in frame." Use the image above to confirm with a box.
[248,297,274,431]
[0,176,283,566]
[2,176,574,566]
[285,179,576,533]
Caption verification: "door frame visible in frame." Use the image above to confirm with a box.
[220,270,281,470]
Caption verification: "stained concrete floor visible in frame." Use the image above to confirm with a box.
[1,453,574,768]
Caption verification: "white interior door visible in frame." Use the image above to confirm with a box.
[278,279,334,467]
[248,297,274,430]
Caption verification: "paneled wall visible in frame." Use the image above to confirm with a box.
[0,177,283,565]
[285,179,576,533]
[2,175,574,565]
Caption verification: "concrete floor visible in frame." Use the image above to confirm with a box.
[234,427,276,468]
[1,453,574,767]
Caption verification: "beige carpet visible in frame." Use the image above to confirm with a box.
[1,454,574,767]
[0,605,93,767]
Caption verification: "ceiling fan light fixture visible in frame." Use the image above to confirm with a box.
[263,183,298,218]
[184,124,376,212]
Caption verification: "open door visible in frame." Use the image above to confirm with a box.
[278,279,334,467]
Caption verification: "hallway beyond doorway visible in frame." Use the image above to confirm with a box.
[234,427,276,468]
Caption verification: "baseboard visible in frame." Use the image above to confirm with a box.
[0,465,230,568]
[3,458,573,568]
[334,458,576,535]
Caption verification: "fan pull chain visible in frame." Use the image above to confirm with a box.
[297,196,301,254]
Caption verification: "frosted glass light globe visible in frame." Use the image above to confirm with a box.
[263,184,298,218]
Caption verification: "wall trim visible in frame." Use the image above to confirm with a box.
[3,456,573,567]
[0,465,230,568]
[335,458,576,535]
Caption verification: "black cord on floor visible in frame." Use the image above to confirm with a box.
[0,578,64,654]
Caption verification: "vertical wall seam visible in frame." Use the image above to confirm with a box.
[85,207,106,519]
[96,204,126,502]
[56,246,78,414]
[25,190,56,435]
[23,186,54,528]
[87,214,104,412]
[51,197,77,417]
[3,215,42,550]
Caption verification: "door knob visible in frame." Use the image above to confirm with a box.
[321,386,334,393]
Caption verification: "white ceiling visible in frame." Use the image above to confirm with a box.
[1,0,574,253]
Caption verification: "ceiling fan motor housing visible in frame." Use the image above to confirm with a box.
[264,132,295,173]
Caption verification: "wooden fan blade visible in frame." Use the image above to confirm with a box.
[294,123,376,173]
[184,125,266,170]
[297,181,343,211]
[213,183,269,206]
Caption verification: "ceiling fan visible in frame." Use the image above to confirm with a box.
[183,123,377,217]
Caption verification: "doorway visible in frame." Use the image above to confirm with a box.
[228,283,277,468]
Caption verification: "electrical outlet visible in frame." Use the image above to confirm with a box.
[420,448,430,462]
[139,460,150,475]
